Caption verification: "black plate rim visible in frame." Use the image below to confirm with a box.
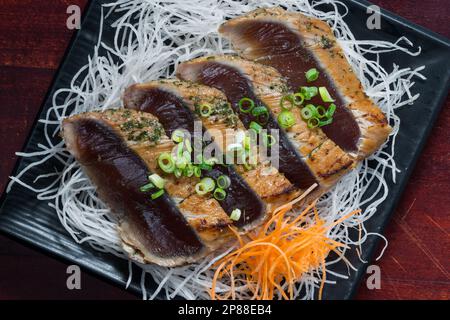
[0,0,449,300]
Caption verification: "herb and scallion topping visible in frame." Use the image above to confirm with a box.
[275,67,337,130]
[145,128,237,202]
[305,68,319,82]
[300,104,336,129]
[139,173,166,200]
[277,110,296,129]
[229,208,242,221]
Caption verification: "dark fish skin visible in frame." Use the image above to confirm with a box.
[177,56,356,188]
[177,61,318,190]
[219,7,391,158]
[62,114,206,267]
[124,80,298,216]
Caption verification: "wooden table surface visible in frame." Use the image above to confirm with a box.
[0,0,448,300]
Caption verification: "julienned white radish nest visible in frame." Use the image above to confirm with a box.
[7,0,425,300]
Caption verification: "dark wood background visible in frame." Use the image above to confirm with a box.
[0,0,448,300]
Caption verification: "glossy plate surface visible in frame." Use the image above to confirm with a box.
[0,0,449,299]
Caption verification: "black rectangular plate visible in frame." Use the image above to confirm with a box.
[0,0,449,300]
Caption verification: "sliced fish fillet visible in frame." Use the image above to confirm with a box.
[177,55,354,188]
[124,79,298,213]
[62,109,234,266]
[219,7,391,158]
[123,82,268,230]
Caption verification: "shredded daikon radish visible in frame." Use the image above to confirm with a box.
[7,0,425,300]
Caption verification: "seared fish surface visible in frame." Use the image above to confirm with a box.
[219,7,392,157]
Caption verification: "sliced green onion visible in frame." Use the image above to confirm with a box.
[176,157,188,170]
[263,134,276,147]
[199,103,212,117]
[204,157,218,166]
[199,163,213,171]
[301,106,314,120]
[174,168,183,178]
[300,86,318,100]
[193,166,202,177]
[251,106,269,124]
[216,175,231,189]
[305,104,321,118]
[201,177,215,192]
[249,121,263,133]
[139,182,154,192]
[319,87,334,102]
[182,150,191,163]
[243,135,251,151]
[195,177,215,195]
[307,117,320,129]
[213,188,227,201]
[177,142,184,158]
[280,95,294,110]
[292,93,305,106]
[318,118,333,127]
[238,97,255,113]
[326,103,336,118]
[151,189,165,200]
[158,153,175,173]
[316,105,327,118]
[184,165,194,177]
[277,110,296,129]
[305,68,319,82]
[171,129,184,143]
[230,208,242,221]
[242,154,253,170]
[149,173,165,189]
[184,138,192,153]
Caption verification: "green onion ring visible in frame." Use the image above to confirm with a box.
[216,175,231,189]
[251,106,269,124]
[199,103,212,117]
[193,166,202,178]
[305,68,319,82]
[171,129,184,143]
[280,95,294,110]
[277,110,296,129]
[238,97,255,113]
[316,105,327,118]
[301,106,314,120]
[292,92,305,106]
[307,117,320,129]
[213,188,227,201]
[184,165,194,177]
[158,153,175,173]
[200,177,215,192]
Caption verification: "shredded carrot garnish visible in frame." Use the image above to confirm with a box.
[210,187,361,300]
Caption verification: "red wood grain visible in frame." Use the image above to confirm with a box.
[0,0,448,300]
